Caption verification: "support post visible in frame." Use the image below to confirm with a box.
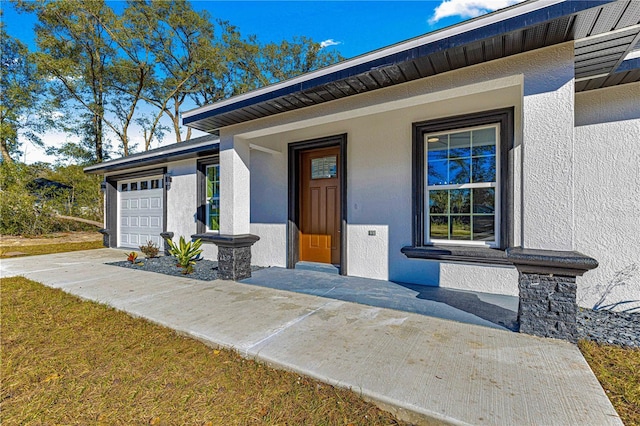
[98,228,111,247]
[206,234,260,281]
[160,232,174,256]
[506,248,598,343]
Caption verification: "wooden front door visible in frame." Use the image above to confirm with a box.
[299,147,341,264]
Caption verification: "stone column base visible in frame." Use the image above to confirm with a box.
[199,234,260,281]
[160,232,174,256]
[98,228,110,247]
[517,273,578,342]
[506,248,598,343]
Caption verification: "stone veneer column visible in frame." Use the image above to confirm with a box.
[506,248,597,343]
[208,234,260,281]
[98,228,110,247]
[160,232,174,256]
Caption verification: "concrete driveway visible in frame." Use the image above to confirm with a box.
[0,249,622,425]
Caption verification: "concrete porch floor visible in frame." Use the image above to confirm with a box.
[243,265,520,331]
[0,249,622,425]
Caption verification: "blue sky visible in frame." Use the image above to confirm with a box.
[2,0,522,163]
[3,1,522,59]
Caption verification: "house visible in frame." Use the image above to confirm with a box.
[85,0,640,334]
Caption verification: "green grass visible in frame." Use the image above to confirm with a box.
[579,340,640,425]
[2,240,637,425]
[0,277,405,425]
[0,240,104,258]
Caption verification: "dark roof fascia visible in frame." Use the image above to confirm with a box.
[183,0,613,128]
[84,140,219,175]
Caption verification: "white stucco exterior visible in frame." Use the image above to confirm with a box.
[574,83,640,311]
[215,43,575,298]
[104,157,220,260]
[99,43,639,312]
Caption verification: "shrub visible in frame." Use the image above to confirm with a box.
[126,251,140,264]
[139,240,160,259]
[164,236,203,274]
[0,162,102,236]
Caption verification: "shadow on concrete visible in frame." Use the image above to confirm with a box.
[242,267,519,331]
[396,283,519,331]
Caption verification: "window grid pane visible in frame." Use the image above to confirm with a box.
[425,125,499,245]
[206,165,220,231]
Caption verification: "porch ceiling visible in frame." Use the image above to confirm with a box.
[183,0,640,133]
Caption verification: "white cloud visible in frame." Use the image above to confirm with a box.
[320,39,341,49]
[429,0,524,24]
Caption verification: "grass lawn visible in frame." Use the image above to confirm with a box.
[579,340,640,425]
[2,241,637,425]
[0,240,104,258]
[1,277,406,425]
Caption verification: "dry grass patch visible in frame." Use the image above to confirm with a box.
[1,277,406,425]
[0,240,104,258]
[579,340,640,425]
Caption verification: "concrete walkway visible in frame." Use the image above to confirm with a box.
[1,249,622,425]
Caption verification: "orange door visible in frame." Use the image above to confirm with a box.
[299,147,341,265]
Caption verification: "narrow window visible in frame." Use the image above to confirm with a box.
[130,182,138,191]
[206,164,220,231]
[140,180,149,190]
[121,183,128,192]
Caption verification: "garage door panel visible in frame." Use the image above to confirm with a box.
[118,176,164,249]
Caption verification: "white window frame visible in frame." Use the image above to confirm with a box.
[424,123,501,248]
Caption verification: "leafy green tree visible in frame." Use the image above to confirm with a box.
[0,24,51,163]
[123,0,221,143]
[15,0,158,159]
[12,0,344,161]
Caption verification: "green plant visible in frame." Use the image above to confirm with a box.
[139,240,160,259]
[164,236,203,274]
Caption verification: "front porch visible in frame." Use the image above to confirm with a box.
[242,265,519,331]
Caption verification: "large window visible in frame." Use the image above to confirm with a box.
[426,124,499,247]
[206,164,220,231]
[411,108,513,252]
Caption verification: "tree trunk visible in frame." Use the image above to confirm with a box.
[0,140,14,163]
[94,115,103,163]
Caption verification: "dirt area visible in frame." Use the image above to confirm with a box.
[0,232,102,247]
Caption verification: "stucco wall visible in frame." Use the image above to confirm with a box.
[104,159,218,260]
[165,159,217,260]
[574,83,640,311]
[216,43,579,297]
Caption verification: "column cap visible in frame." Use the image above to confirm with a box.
[506,247,598,277]
[191,233,260,248]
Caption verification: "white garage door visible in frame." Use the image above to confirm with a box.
[118,176,164,249]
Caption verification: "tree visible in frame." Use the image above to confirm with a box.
[223,33,343,92]
[15,0,163,159]
[125,0,221,143]
[11,0,344,161]
[15,0,117,162]
[0,24,50,163]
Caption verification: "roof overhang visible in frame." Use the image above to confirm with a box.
[84,135,219,174]
[183,0,640,133]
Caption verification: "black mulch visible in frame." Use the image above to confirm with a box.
[107,255,262,281]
